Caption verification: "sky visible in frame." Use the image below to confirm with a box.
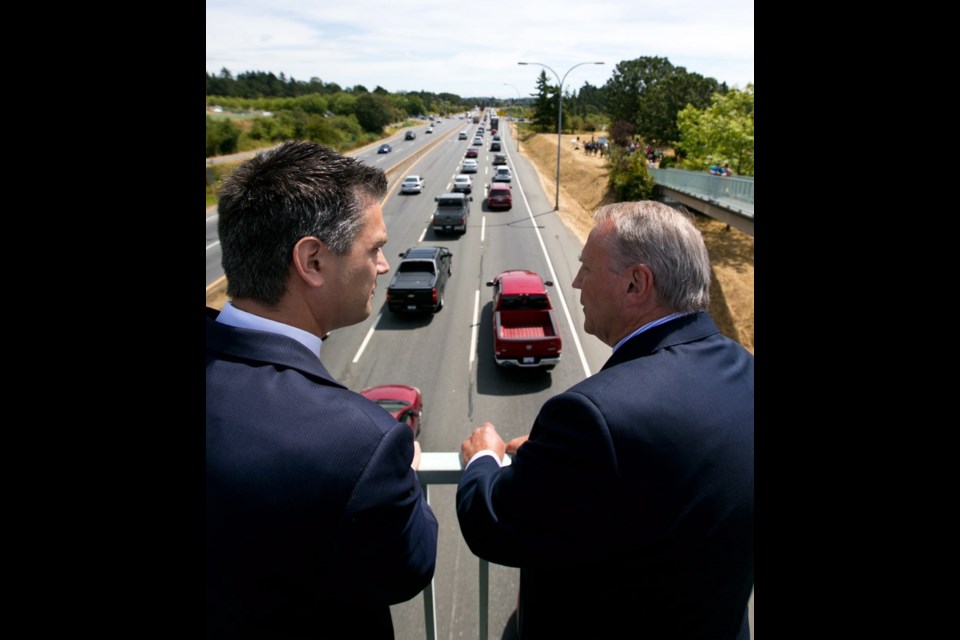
[206,0,753,99]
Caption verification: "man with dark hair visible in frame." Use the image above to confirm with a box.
[206,141,438,638]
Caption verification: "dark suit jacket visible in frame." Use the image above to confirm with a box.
[206,308,438,638]
[457,312,753,639]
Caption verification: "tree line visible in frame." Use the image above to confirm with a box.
[206,57,754,183]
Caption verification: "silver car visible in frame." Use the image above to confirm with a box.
[400,175,426,194]
[452,174,473,194]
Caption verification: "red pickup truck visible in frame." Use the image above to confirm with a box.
[486,270,562,370]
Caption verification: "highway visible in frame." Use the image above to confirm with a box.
[205,116,614,638]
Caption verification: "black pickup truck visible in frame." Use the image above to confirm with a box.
[386,246,453,313]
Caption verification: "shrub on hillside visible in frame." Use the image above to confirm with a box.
[608,146,656,201]
[206,116,241,157]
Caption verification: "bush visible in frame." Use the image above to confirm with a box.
[608,146,656,201]
[658,154,676,169]
[206,116,241,157]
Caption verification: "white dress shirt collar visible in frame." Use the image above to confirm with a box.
[215,301,323,358]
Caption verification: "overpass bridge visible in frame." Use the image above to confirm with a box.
[649,168,754,236]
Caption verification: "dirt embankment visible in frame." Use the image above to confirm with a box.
[517,127,753,354]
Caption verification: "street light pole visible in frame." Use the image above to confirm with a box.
[518,61,604,211]
[503,83,522,151]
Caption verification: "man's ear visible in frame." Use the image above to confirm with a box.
[291,236,327,287]
[626,263,654,297]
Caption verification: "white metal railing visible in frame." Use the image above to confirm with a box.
[649,168,754,214]
[416,452,511,640]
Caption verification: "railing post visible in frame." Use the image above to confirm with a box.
[417,452,509,640]
[422,482,438,640]
[479,558,489,640]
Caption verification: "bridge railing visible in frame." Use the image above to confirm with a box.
[416,451,510,640]
[649,168,754,206]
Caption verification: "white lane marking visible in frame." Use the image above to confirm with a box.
[481,215,486,243]
[352,312,381,363]
[469,289,480,367]
[207,214,220,250]
[512,176,593,378]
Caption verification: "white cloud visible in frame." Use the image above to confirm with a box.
[206,0,754,95]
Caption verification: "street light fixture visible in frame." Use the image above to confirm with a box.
[503,82,522,151]
[518,60,604,211]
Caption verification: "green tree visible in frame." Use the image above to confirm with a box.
[206,116,241,157]
[249,112,296,142]
[531,71,557,133]
[642,70,722,146]
[676,84,754,175]
[354,93,393,133]
[401,94,427,117]
[327,92,357,116]
[604,56,723,146]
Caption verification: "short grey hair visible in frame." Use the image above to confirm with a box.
[593,201,711,313]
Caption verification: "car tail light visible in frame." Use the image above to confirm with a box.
[386,290,392,303]
[431,288,438,303]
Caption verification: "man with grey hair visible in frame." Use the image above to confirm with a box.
[458,200,754,639]
[206,141,438,638]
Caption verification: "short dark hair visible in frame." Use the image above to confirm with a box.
[217,141,388,305]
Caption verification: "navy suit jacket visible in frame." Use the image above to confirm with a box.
[457,312,753,639]
[206,308,438,638]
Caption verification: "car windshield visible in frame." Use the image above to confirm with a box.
[374,399,408,412]
[398,261,436,273]
[500,294,549,309]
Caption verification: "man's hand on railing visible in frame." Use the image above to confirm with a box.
[506,435,529,454]
[461,422,507,466]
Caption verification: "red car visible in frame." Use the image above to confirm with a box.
[360,384,423,436]
[465,148,479,158]
[486,182,513,210]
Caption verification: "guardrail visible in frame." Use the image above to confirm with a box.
[417,451,510,640]
[648,168,753,207]
[648,168,754,236]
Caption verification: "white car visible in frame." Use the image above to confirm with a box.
[452,174,473,194]
[458,131,468,140]
[400,175,426,194]
[473,136,484,145]
[461,159,479,173]
[492,166,512,182]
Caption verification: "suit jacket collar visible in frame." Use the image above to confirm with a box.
[206,307,344,389]
[601,311,720,371]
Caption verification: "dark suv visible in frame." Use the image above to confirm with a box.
[405,130,416,140]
